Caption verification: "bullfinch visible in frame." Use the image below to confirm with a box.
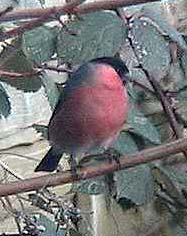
[35,57,129,172]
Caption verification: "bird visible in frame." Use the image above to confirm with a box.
[35,57,129,172]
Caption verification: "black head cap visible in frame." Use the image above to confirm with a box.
[90,57,129,84]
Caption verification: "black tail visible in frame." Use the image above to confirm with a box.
[35,147,62,172]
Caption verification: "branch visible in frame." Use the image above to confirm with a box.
[0,0,160,22]
[0,137,186,197]
[0,0,85,41]
[74,0,160,14]
[0,0,84,22]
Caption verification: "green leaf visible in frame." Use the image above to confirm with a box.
[57,12,127,64]
[126,80,146,102]
[74,175,107,195]
[114,134,154,205]
[115,165,155,205]
[112,131,138,155]
[177,82,187,100]
[22,26,57,64]
[129,18,170,80]
[140,6,187,51]
[127,103,161,144]
[0,82,11,118]
[152,165,187,212]
[0,40,42,92]
[152,165,187,189]
[38,214,65,236]
[170,210,187,236]
[152,165,187,233]
[40,72,60,110]
[165,62,186,92]
[69,228,83,236]
[175,100,187,126]
[151,165,183,201]
[174,79,187,125]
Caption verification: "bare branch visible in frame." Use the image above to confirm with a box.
[0,0,160,22]
[0,137,186,198]
[74,0,160,14]
[0,0,85,41]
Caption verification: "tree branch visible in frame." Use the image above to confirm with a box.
[0,0,85,41]
[0,137,186,198]
[0,0,160,22]
[0,0,84,22]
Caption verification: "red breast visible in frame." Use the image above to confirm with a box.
[48,64,128,155]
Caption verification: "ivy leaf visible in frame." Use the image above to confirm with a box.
[74,176,107,195]
[22,26,57,64]
[40,72,60,110]
[57,12,127,64]
[116,165,155,205]
[170,210,187,236]
[127,103,161,144]
[114,132,155,205]
[140,6,187,51]
[38,214,65,236]
[129,17,170,80]
[152,165,187,191]
[112,131,138,155]
[0,40,42,92]
[152,165,187,233]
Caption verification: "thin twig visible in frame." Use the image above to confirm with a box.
[141,68,187,159]
[0,152,38,162]
[0,137,186,197]
[0,160,23,180]
[0,69,41,78]
[124,13,187,158]
[37,64,73,74]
